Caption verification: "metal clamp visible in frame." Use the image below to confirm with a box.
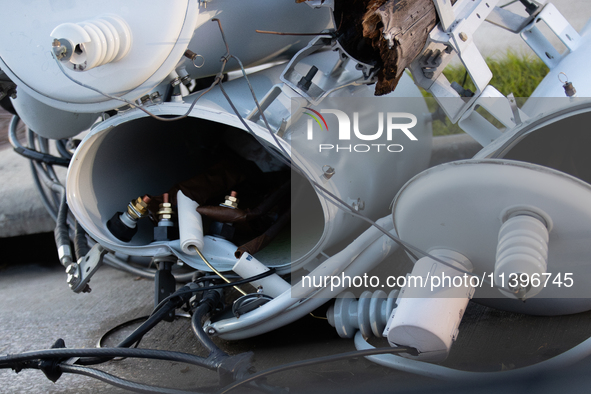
[280,35,378,106]
[66,244,107,293]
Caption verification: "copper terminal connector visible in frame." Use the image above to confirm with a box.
[157,193,174,223]
[221,191,239,209]
[127,195,151,220]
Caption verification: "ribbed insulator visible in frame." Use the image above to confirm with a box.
[495,214,549,299]
[327,290,398,339]
[51,15,132,71]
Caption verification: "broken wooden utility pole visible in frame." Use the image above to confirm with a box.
[304,0,441,96]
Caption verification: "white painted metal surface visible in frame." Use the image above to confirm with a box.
[0,0,199,112]
[0,0,332,113]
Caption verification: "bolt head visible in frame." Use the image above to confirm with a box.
[66,264,78,275]
[459,32,468,42]
[207,327,216,335]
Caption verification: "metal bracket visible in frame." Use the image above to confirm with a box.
[486,3,542,33]
[409,0,499,124]
[432,0,457,32]
[457,86,529,146]
[249,33,378,137]
[66,244,107,293]
[520,2,581,69]
[280,35,378,106]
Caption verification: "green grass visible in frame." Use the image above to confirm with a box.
[425,51,550,136]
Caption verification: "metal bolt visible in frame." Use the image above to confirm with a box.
[171,77,182,87]
[82,284,92,293]
[222,191,239,209]
[459,32,468,42]
[150,91,162,103]
[65,263,78,275]
[322,165,335,180]
[139,95,151,105]
[207,327,216,335]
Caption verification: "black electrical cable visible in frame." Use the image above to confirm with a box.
[8,115,70,166]
[218,346,418,394]
[0,347,214,370]
[56,139,73,159]
[82,270,275,366]
[53,184,72,267]
[96,316,150,350]
[191,304,226,358]
[77,299,180,366]
[59,364,202,394]
[74,220,90,261]
[151,268,276,317]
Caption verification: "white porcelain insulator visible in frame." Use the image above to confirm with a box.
[51,15,132,71]
[495,214,549,299]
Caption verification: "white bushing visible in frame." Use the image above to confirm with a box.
[495,213,549,299]
[177,190,204,254]
[383,249,474,362]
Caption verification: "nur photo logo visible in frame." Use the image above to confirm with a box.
[304,107,419,153]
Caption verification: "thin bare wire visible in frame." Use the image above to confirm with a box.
[51,48,222,122]
[191,245,247,296]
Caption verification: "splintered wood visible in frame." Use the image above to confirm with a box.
[362,0,438,95]
[301,0,439,96]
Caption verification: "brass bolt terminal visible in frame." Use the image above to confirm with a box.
[220,191,239,209]
[157,193,175,226]
[127,195,151,220]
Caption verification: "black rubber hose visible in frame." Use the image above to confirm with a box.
[0,347,212,370]
[55,139,73,159]
[60,364,201,394]
[76,300,181,366]
[8,115,70,166]
[74,221,90,261]
[54,187,72,267]
[59,364,202,394]
[191,304,227,359]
